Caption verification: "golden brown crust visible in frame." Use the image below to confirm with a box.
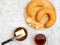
[36,8,56,28]
[24,0,56,30]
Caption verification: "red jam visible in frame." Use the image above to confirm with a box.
[34,34,46,45]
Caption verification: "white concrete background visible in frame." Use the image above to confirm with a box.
[0,0,60,45]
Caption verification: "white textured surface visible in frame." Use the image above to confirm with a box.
[0,0,60,45]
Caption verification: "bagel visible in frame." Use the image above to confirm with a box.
[24,0,56,30]
[27,0,44,17]
[27,0,55,17]
[36,8,56,28]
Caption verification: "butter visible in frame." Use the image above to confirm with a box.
[15,29,26,39]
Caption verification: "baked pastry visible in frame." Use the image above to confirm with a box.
[24,0,56,30]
